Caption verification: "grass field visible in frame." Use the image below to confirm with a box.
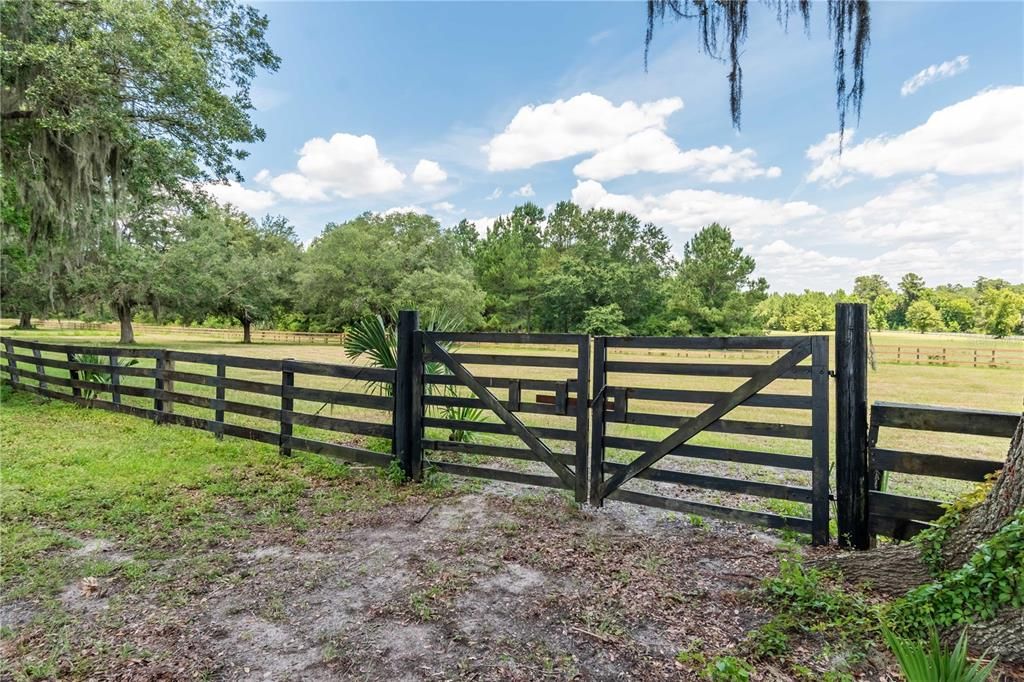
[2,326,1020,512]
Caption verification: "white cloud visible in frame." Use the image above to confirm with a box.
[381,205,427,216]
[469,216,496,236]
[270,133,405,201]
[487,188,503,200]
[588,29,612,45]
[432,201,457,213]
[512,183,535,197]
[571,180,822,240]
[573,128,781,182]
[411,159,448,186]
[807,87,1024,185]
[484,92,683,171]
[901,55,969,96]
[203,181,276,213]
[253,168,271,184]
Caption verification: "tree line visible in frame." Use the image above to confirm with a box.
[5,194,1023,343]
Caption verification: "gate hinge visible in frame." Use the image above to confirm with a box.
[827,369,837,378]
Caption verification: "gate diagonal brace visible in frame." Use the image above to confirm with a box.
[425,338,577,489]
[600,339,812,498]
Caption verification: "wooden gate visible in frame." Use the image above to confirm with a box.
[416,331,591,503]
[589,335,831,544]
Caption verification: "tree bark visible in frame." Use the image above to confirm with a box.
[818,416,1024,660]
[116,302,135,344]
[16,311,32,329]
[241,313,252,344]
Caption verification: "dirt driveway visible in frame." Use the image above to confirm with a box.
[3,484,815,681]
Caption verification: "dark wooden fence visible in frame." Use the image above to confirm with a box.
[1,338,395,468]
[589,334,830,545]
[865,402,1019,542]
[4,304,1016,550]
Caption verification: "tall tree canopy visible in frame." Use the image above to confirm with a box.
[645,0,870,136]
[0,0,279,245]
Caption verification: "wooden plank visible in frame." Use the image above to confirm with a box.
[285,385,393,410]
[425,339,576,490]
[287,411,394,438]
[621,386,812,410]
[835,303,869,550]
[602,462,813,503]
[426,374,577,393]
[108,350,120,405]
[869,491,945,522]
[3,339,18,385]
[280,360,295,457]
[67,352,81,398]
[810,335,830,546]
[425,349,578,369]
[0,338,162,358]
[605,360,812,380]
[282,435,393,468]
[602,435,814,471]
[574,336,590,504]
[425,393,578,418]
[166,350,281,371]
[394,311,415,477]
[428,460,566,490]
[607,489,813,533]
[423,331,583,345]
[871,402,1019,439]
[214,358,226,439]
[609,410,813,440]
[422,417,578,442]
[422,439,576,466]
[869,448,1003,481]
[1,350,157,378]
[286,359,395,384]
[605,335,807,350]
[601,340,812,498]
[32,348,46,389]
[410,328,425,481]
[590,337,608,505]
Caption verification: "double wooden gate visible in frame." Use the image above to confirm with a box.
[395,312,831,544]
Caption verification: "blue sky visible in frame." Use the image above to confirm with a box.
[207,1,1024,292]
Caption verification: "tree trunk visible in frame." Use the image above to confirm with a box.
[241,314,252,344]
[819,416,1024,660]
[116,302,135,344]
[16,311,32,329]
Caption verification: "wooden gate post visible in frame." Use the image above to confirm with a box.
[589,336,607,506]
[280,358,294,456]
[835,303,870,549]
[394,310,421,480]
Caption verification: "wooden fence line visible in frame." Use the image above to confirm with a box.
[1,338,394,469]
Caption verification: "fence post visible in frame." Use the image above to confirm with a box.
[280,358,294,456]
[589,336,607,506]
[68,352,81,398]
[810,335,830,546]
[835,303,870,549]
[153,352,164,418]
[574,336,590,505]
[214,357,226,440]
[32,348,47,390]
[109,350,120,405]
[394,311,421,480]
[3,339,18,386]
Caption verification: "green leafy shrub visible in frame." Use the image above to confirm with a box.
[882,627,996,682]
[702,655,753,681]
[72,353,138,400]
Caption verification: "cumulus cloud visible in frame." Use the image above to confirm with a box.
[512,183,535,197]
[253,168,271,184]
[269,133,405,201]
[203,181,276,213]
[570,180,822,239]
[381,205,427,216]
[469,216,496,236]
[432,201,457,213]
[484,92,683,171]
[573,128,781,182]
[807,87,1024,185]
[411,159,448,186]
[901,55,969,96]
[487,188,503,200]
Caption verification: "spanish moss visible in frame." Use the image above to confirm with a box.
[645,0,870,139]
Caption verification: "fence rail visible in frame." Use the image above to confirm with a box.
[7,320,345,344]
[865,401,1017,542]
[1,338,394,468]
